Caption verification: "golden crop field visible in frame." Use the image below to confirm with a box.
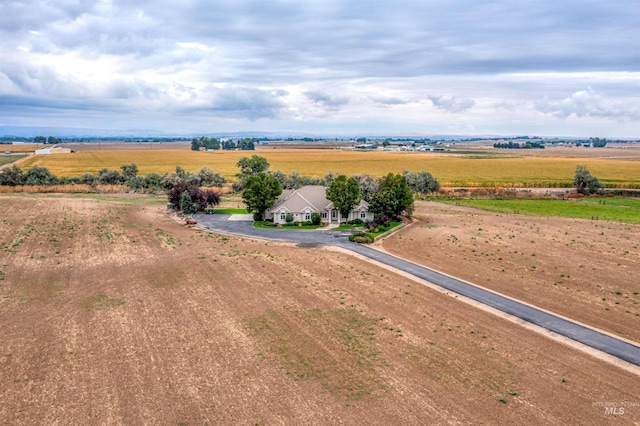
[2,145,40,153]
[15,149,640,188]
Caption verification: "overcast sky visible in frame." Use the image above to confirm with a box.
[1,0,639,137]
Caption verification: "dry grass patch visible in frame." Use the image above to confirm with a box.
[245,307,386,401]
[80,294,125,311]
[402,339,517,392]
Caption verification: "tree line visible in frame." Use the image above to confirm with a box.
[0,154,441,220]
[493,141,545,149]
[190,136,257,151]
[0,163,226,190]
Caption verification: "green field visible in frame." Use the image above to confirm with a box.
[0,155,27,167]
[441,198,640,223]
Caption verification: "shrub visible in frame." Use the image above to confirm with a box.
[348,218,364,225]
[79,173,98,186]
[0,165,25,186]
[311,212,322,225]
[253,212,263,221]
[349,232,374,244]
[24,166,59,185]
[98,168,125,185]
[285,213,294,223]
[373,214,391,227]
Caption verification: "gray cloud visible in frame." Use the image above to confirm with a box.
[303,91,349,110]
[370,96,411,106]
[429,95,475,113]
[0,0,639,136]
[192,86,288,120]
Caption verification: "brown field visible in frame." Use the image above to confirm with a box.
[14,145,640,188]
[379,202,640,342]
[1,194,638,424]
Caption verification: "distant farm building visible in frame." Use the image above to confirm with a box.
[35,147,72,155]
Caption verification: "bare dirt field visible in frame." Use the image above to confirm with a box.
[379,202,640,343]
[1,195,639,424]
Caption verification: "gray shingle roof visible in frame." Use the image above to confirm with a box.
[270,185,332,212]
[269,185,369,213]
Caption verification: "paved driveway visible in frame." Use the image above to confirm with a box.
[195,213,640,366]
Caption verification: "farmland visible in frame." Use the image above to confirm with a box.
[379,201,640,342]
[443,198,640,223]
[0,155,27,167]
[1,194,638,424]
[14,147,640,188]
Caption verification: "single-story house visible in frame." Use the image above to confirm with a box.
[264,185,373,224]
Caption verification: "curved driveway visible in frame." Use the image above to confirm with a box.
[196,213,640,366]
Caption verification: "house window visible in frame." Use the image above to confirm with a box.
[361,211,366,218]
[332,210,337,218]
[280,213,285,220]
[305,213,310,221]
[322,212,327,219]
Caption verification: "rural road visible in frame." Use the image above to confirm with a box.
[195,213,640,367]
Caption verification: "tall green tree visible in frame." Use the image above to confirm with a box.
[179,190,197,215]
[369,173,414,218]
[190,138,200,151]
[236,155,270,180]
[241,172,282,219]
[326,175,361,222]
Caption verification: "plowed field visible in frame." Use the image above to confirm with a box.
[0,195,638,424]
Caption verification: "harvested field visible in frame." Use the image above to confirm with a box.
[15,148,640,187]
[379,201,640,342]
[1,194,638,424]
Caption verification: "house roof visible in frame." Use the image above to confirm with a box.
[269,185,369,213]
[270,185,332,213]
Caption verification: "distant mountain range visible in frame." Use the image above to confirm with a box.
[1,125,633,141]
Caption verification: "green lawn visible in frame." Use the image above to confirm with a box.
[441,198,640,224]
[214,207,250,214]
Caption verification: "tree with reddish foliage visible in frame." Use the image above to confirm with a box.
[168,181,220,212]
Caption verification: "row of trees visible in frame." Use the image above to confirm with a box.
[0,163,226,190]
[191,137,257,151]
[493,141,545,149]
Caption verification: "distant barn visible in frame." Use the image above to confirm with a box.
[35,147,72,155]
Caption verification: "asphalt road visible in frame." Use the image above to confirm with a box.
[195,213,640,366]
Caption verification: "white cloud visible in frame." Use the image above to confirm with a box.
[536,87,640,121]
